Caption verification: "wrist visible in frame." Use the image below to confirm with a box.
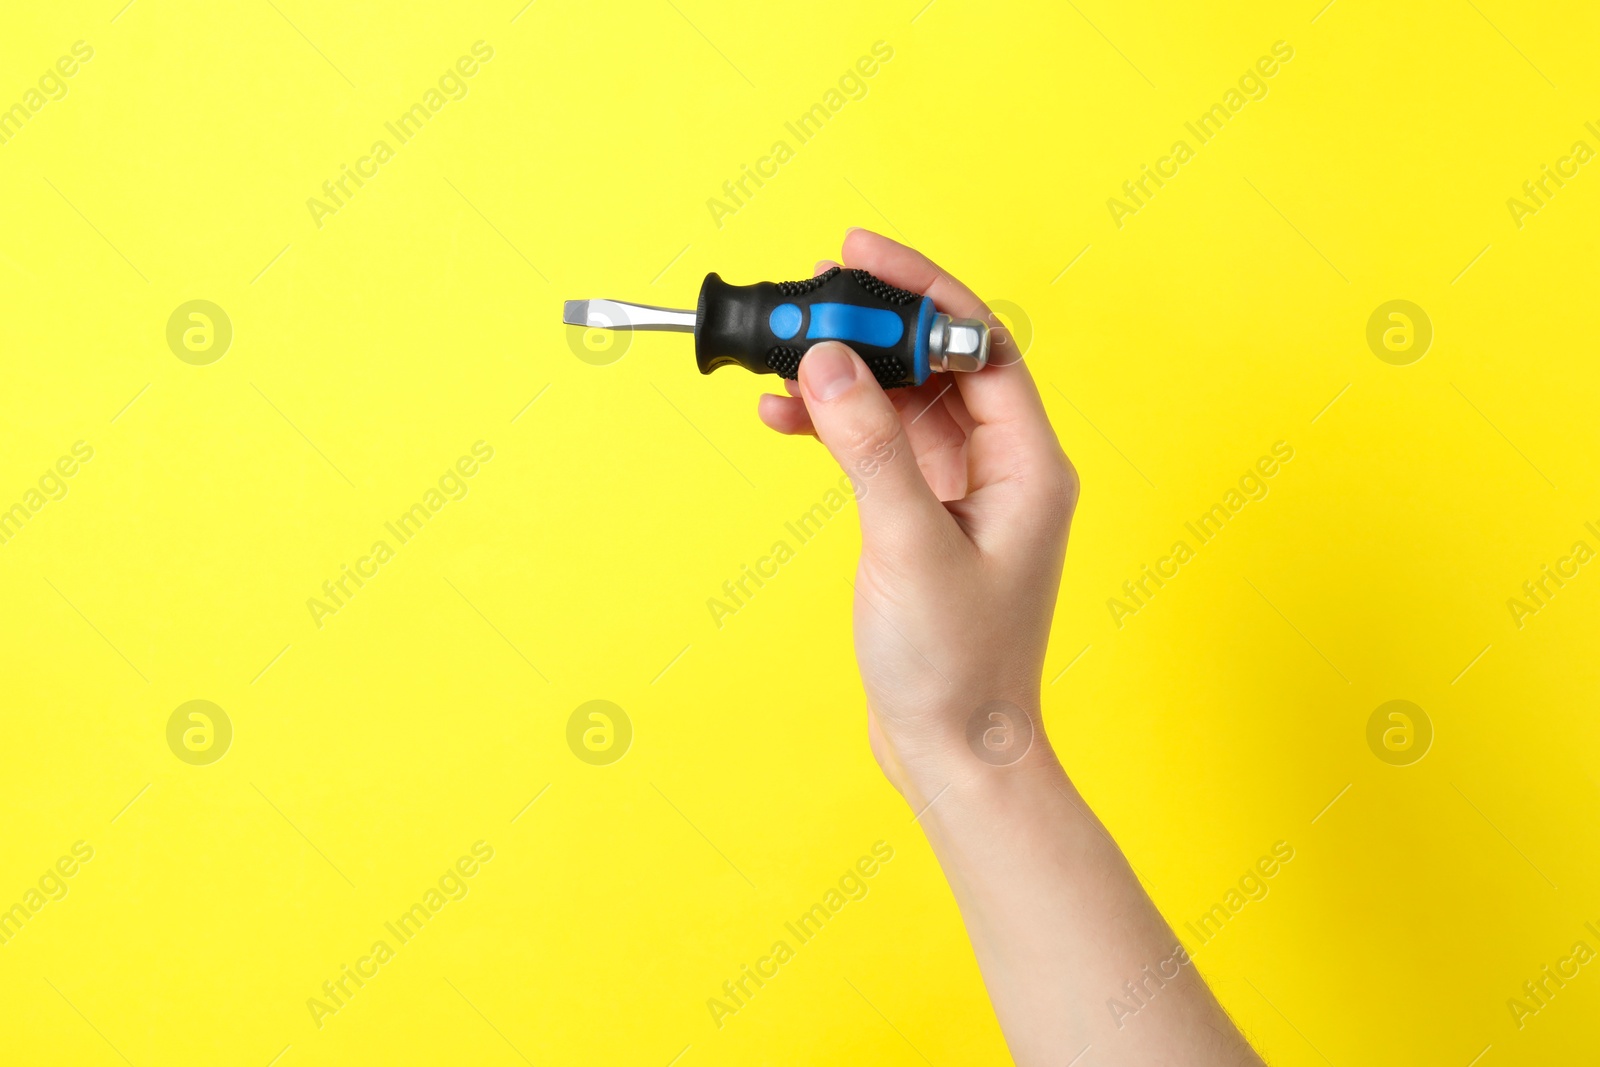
[878,699,1067,814]
[895,739,1083,902]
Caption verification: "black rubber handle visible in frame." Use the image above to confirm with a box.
[693,267,932,389]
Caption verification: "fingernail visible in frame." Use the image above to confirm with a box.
[803,344,856,401]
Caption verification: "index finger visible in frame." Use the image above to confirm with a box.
[840,228,1051,439]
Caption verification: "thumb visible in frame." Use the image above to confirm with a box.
[797,342,953,544]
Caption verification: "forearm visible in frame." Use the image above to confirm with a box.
[903,729,1263,1067]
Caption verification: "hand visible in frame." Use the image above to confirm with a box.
[758,229,1078,799]
[762,232,1262,1067]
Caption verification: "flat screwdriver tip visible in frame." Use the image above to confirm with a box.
[559,297,697,333]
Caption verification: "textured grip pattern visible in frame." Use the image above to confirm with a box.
[767,344,906,388]
[849,269,920,305]
[772,266,920,306]
[775,268,840,297]
[765,346,803,378]
[851,348,915,388]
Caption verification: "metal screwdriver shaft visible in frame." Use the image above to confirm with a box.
[563,299,695,332]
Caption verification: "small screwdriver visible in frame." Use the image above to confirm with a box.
[563,266,990,389]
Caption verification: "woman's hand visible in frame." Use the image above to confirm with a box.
[759,229,1264,1067]
[757,228,1078,800]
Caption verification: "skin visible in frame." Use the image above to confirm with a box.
[757,229,1266,1066]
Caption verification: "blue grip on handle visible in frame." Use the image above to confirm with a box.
[764,294,935,387]
[805,303,905,348]
[769,303,803,340]
[912,296,933,386]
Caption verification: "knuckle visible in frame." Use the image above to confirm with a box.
[1029,450,1080,529]
[839,410,903,469]
[1056,452,1081,509]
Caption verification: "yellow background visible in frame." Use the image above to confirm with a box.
[2,0,1597,1063]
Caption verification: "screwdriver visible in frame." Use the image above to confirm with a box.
[563,266,990,389]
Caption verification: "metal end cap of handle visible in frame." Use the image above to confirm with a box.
[927,314,990,373]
